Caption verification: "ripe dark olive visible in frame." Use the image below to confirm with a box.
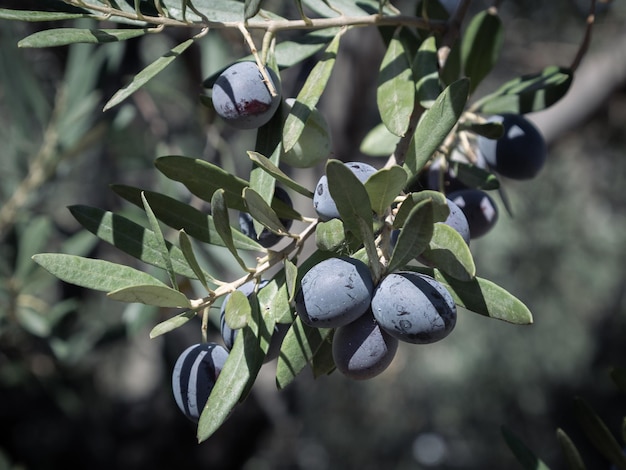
[478,114,547,180]
[448,189,499,239]
[295,256,374,328]
[172,343,229,422]
[371,271,456,344]
[212,61,282,130]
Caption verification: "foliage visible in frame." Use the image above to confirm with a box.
[0,0,594,447]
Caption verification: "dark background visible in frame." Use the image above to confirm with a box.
[1,1,626,469]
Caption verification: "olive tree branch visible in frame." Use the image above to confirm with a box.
[62,0,447,33]
[189,217,319,312]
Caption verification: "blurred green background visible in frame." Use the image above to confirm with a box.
[1,1,626,469]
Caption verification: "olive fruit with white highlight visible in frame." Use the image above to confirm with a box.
[478,113,547,180]
[332,310,399,380]
[172,343,229,422]
[448,189,499,239]
[371,271,456,344]
[313,161,376,221]
[295,256,374,328]
[211,61,282,130]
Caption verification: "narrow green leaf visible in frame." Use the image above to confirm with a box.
[156,156,299,221]
[247,151,314,198]
[310,334,336,378]
[197,294,272,442]
[178,230,212,291]
[243,187,288,236]
[276,316,333,389]
[107,284,191,308]
[110,185,264,251]
[283,31,341,152]
[364,166,407,216]
[450,161,500,190]
[461,120,504,139]
[257,273,293,324]
[414,35,442,107]
[404,78,469,185]
[68,205,205,280]
[149,310,196,339]
[501,426,552,470]
[104,38,194,111]
[394,190,449,228]
[284,258,298,303]
[326,159,374,243]
[141,192,177,288]
[316,219,348,253]
[224,290,250,329]
[474,66,573,115]
[155,156,249,211]
[377,27,416,137]
[461,10,504,94]
[422,268,533,324]
[556,428,587,470]
[420,223,476,281]
[211,189,250,272]
[360,122,400,157]
[387,199,434,273]
[574,397,626,470]
[244,0,264,19]
[0,9,90,22]
[32,254,167,292]
[18,28,149,48]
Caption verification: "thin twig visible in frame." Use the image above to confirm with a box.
[62,0,447,33]
[570,0,597,71]
[237,23,278,97]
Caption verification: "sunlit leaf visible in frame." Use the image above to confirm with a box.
[275,316,333,389]
[197,293,273,442]
[364,166,407,216]
[414,267,534,324]
[178,230,212,291]
[104,38,194,111]
[461,10,503,94]
[142,192,177,288]
[0,8,90,22]
[420,223,476,281]
[149,310,196,339]
[244,0,264,19]
[377,27,416,137]
[68,205,204,280]
[473,66,573,114]
[243,187,288,236]
[33,254,167,292]
[224,290,250,329]
[326,159,374,243]
[107,284,191,308]
[247,151,314,198]
[404,78,469,185]
[284,258,298,303]
[394,190,449,228]
[257,273,293,324]
[387,199,434,273]
[18,28,149,48]
[414,35,441,107]
[360,122,400,157]
[211,189,250,272]
[110,185,264,251]
[283,31,341,152]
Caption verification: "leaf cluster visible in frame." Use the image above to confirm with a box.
[1,0,580,444]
